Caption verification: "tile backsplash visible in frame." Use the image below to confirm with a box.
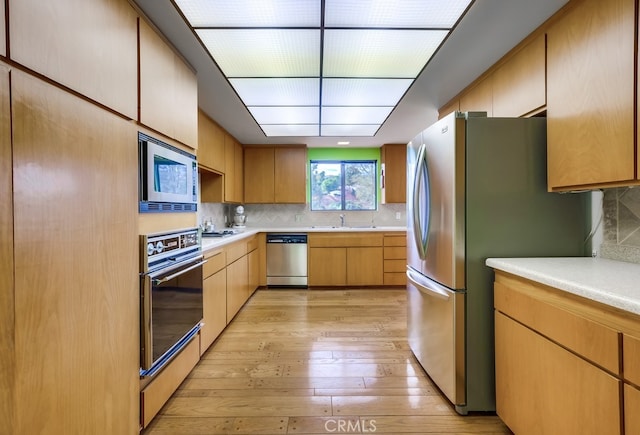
[601,187,640,264]
[199,202,407,231]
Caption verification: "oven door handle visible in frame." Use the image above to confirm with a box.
[152,259,208,285]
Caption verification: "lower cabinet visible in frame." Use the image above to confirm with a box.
[308,232,384,287]
[200,248,227,355]
[383,233,406,285]
[493,271,640,435]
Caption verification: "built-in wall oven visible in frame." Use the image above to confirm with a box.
[139,227,205,378]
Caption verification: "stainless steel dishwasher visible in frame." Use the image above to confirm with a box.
[266,234,307,287]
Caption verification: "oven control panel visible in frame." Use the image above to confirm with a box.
[141,228,200,272]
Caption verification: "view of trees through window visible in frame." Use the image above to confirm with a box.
[310,160,377,211]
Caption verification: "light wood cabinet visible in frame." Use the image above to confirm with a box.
[139,18,198,147]
[383,233,406,286]
[0,64,13,433]
[308,233,384,287]
[225,236,259,321]
[495,312,621,435]
[9,0,138,118]
[459,77,492,115]
[12,70,139,434]
[0,1,5,58]
[492,34,546,117]
[308,247,347,286]
[492,271,640,435]
[201,249,227,355]
[224,134,244,203]
[244,146,307,204]
[546,0,636,190]
[380,144,406,204]
[198,110,225,173]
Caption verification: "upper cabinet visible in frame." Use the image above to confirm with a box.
[546,0,637,191]
[380,144,406,204]
[9,0,138,119]
[225,134,244,203]
[0,2,6,58]
[198,110,225,173]
[139,19,198,148]
[459,76,493,116]
[244,146,307,204]
[493,34,546,118]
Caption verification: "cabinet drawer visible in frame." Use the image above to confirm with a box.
[494,280,619,373]
[247,235,259,252]
[226,240,247,264]
[384,259,405,273]
[308,232,382,247]
[624,334,640,385]
[384,246,406,260]
[383,234,406,247]
[203,248,226,279]
[384,272,406,286]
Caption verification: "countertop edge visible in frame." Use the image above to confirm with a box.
[486,257,640,316]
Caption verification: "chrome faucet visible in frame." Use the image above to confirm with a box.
[339,213,345,227]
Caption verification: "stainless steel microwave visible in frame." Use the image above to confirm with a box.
[138,133,198,212]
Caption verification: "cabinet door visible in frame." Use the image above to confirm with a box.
[347,247,383,286]
[201,268,227,355]
[139,19,197,147]
[495,312,621,435]
[492,34,546,117]
[248,248,259,297]
[625,384,640,435]
[224,134,236,202]
[459,77,492,116]
[0,1,5,57]
[275,147,307,203]
[0,64,12,433]
[244,147,275,203]
[10,0,137,118]
[12,71,139,434]
[380,144,406,204]
[546,0,635,190]
[308,247,346,286]
[198,110,225,173]
[227,256,248,320]
[234,141,244,203]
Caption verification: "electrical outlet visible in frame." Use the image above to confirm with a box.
[295,214,302,222]
[592,250,598,258]
[395,212,402,220]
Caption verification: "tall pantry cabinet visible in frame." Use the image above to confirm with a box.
[2,0,142,433]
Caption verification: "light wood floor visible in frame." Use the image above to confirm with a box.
[145,289,511,434]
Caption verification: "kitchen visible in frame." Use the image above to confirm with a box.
[2,0,640,434]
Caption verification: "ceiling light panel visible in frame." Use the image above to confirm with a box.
[324,0,473,28]
[230,78,320,106]
[197,29,320,77]
[175,0,321,27]
[321,106,393,124]
[262,124,320,137]
[321,124,381,137]
[322,78,412,106]
[248,106,319,124]
[323,29,448,77]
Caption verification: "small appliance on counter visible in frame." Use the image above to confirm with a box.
[232,205,247,229]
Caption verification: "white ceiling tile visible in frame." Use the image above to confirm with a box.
[197,29,320,77]
[230,78,320,105]
[322,78,412,106]
[175,0,321,27]
[322,106,393,124]
[324,0,473,28]
[248,106,319,124]
[321,124,381,136]
[262,124,320,136]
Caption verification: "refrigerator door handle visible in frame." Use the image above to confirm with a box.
[412,143,429,259]
[406,267,450,300]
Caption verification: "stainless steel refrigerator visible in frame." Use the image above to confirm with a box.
[406,111,588,414]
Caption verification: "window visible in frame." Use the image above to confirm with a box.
[310,160,377,211]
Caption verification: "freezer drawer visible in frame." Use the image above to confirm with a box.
[407,267,465,412]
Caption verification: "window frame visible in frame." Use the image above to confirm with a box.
[309,159,378,211]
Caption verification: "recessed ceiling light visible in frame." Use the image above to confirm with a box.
[337,141,350,145]
[174,0,474,137]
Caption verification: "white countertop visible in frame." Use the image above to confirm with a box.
[486,257,640,315]
[201,226,406,251]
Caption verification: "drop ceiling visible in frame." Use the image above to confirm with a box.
[133,0,569,147]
